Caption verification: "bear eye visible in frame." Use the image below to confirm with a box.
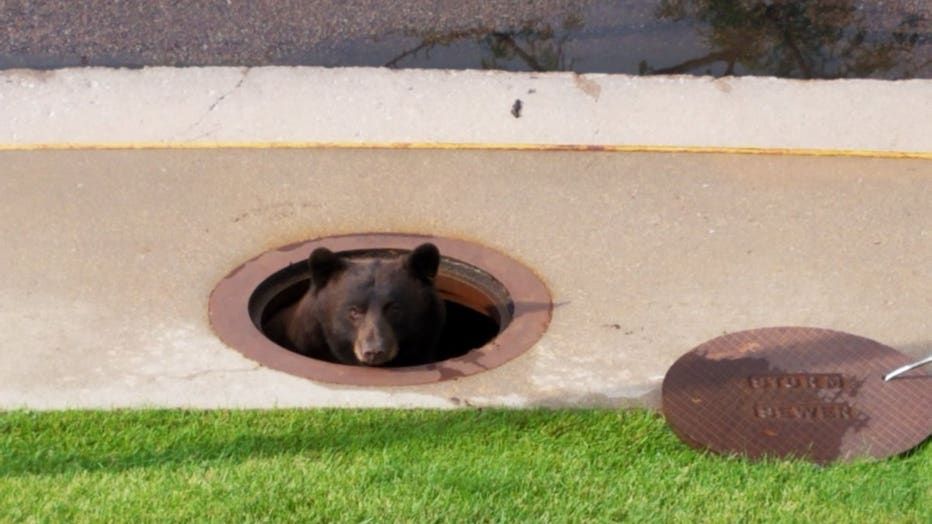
[347,306,364,320]
[384,302,403,317]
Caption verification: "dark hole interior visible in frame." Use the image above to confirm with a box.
[257,277,502,367]
[434,301,501,363]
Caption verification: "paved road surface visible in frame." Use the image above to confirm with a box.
[1,1,928,77]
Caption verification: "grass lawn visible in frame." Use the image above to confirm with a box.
[1,409,928,523]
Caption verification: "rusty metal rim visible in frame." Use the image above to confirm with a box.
[208,233,552,387]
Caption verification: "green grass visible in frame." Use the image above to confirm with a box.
[1,409,928,523]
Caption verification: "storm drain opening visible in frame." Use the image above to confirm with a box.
[209,234,552,386]
[251,249,510,366]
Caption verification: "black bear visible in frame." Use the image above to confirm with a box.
[264,243,446,366]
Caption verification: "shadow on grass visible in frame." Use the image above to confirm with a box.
[0,409,672,477]
[3,408,926,478]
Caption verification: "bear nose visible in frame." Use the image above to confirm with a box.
[361,348,384,361]
[359,346,396,366]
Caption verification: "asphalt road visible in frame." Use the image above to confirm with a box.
[1,0,929,77]
[0,0,592,67]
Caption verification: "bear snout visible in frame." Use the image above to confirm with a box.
[353,315,399,366]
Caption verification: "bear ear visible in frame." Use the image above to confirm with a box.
[406,243,441,282]
[308,247,347,290]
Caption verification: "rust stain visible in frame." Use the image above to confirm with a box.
[573,74,602,100]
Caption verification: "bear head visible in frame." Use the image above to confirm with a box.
[308,243,446,366]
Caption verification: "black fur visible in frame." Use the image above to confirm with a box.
[264,243,446,366]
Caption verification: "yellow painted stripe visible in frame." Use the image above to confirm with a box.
[0,141,929,159]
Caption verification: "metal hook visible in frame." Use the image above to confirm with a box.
[883,355,932,381]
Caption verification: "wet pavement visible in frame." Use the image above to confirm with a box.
[2,0,929,78]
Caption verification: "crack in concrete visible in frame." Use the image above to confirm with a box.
[171,364,263,381]
[122,364,264,383]
[183,67,250,140]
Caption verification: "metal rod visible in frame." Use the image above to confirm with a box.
[883,355,932,381]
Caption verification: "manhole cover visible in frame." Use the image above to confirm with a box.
[662,327,932,463]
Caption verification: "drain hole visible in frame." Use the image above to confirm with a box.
[250,249,513,367]
[209,234,551,386]
[435,301,500,364]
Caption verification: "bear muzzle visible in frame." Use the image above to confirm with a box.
[353,315,399,366]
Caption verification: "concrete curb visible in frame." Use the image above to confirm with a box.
[2,66,930,155]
